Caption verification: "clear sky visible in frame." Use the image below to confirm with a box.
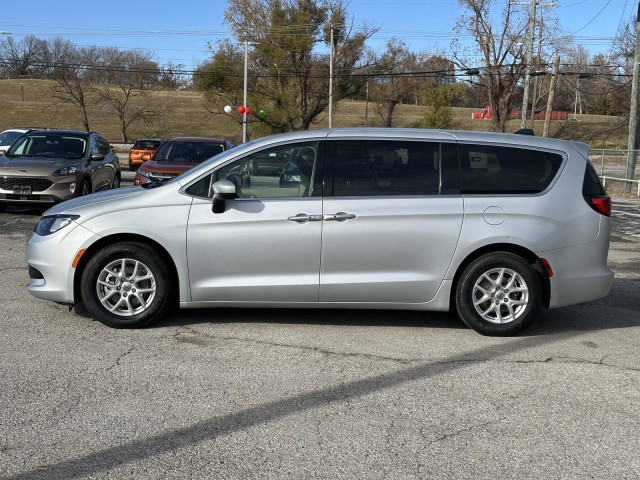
[1,0,635,71]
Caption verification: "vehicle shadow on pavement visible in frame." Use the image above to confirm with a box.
[161,307,468,330]
[71,276,639,336]
[156,277,640,336]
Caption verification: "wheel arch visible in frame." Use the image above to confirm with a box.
[73,233,180,306]
[449,243,551,310]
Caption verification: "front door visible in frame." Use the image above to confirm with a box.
[186,141,323,303]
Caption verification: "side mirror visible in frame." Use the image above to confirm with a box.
[212,179,238,213]
[90,153,105,161]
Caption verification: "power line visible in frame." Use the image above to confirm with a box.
[0,59,631,81]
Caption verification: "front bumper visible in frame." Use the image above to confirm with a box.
[26,222,100,304]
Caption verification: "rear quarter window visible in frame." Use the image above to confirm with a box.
[459,144,563,194]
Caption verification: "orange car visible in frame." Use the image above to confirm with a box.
[128,138,162,171]
[134,137,235,185]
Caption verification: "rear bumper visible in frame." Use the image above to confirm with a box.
[543,238,614,309]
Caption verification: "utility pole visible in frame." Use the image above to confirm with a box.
[240,39,259,143]
[365,80,369,127]
[520,0,537,130]
[328,24,334,128]
[625,1,640,193]
[529,16,544,129]
[512,0,554,130]
[242,40,249,143]
[543,54,560,137]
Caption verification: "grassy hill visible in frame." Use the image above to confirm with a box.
[0,79,630,149]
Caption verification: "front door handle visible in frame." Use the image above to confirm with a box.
[288,213,323,223]
[323,212,356,222]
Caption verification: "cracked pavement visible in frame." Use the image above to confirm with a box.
[1,197,639,479]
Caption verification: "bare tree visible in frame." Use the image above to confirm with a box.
[614,13,637,72]
[454,0,529,132]
[159,62,188,89]
[40,37,75,79]
[90,49,160,142]
[370,39,418,127]
[0,35,45,78]
[50,45,102,131]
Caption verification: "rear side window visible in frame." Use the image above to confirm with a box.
[459,144,563,194]
[328,140,454,196]
[96,136,110,155]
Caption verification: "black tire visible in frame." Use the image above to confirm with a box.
[80,242,173,328]
[80,180,91,196]
[112,175,121,189]
[456,252,542,336]
[0,203,6,213]
[129,164,136,172]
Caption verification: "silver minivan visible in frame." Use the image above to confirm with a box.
[25,129,613,335]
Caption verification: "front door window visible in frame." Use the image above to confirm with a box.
[215,142,319,198]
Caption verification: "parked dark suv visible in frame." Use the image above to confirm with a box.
[0,130,121,211]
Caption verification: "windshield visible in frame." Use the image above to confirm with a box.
[133,140,161,149]
[153,141,225,163]
[7,134,87,159]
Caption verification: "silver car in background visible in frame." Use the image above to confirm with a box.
[25,128,613,336]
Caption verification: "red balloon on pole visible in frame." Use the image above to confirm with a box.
[237,106,246,114]
[245,107,251,115]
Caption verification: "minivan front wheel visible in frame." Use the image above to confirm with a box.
[456,252,542,336]
[80,243,172,328]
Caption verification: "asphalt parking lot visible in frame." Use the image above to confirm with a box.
[1,193,639,479]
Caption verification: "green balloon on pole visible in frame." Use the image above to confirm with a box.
[259,108,267,117]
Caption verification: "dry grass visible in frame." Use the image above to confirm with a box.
[0,79,630,148]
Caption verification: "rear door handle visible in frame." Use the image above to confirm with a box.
[323,212,356,222]
[288,213,323,223]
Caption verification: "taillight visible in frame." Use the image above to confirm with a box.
[582,163,611,216]
[585,194,611,216]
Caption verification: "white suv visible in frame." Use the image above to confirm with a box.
[26,128,613,336]
[0,128,33,152]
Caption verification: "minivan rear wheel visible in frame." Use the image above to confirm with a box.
[80,243,173,328]
[456,252,542,336]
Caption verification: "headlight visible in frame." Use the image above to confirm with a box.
[53,166,79,176]
[283,174,301,183]
[136,168,152,179]
[35,215,80,236]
